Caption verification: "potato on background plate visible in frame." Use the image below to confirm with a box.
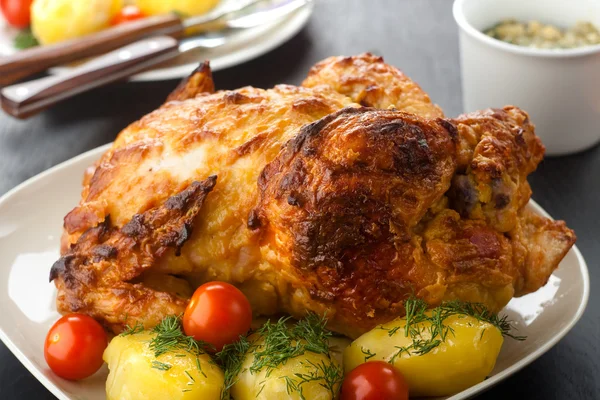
[29,0,221,45]
[31,0,122,44]
[134,0,220,17]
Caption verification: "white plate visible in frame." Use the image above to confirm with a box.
[0,0,314,82]
[0,144,590,400]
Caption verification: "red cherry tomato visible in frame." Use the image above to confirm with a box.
[44,313,108,381]
[183,281,252,351]
[0,0,33,28]
[110,5,146,26]
[341,361,409,400]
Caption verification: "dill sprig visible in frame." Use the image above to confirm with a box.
[437,300,526,341]
[215,313,342,400]
[386,297,525,363]
[280,359,344,400]
[149,315,213,357]
[196,357,208,378]
[151,360,172,371]
[119,322,144,337]
[216,335,253,400]
[139,315,213,379]
[184,370,195,382]
[360,346,376,362]
[249,314,332,374]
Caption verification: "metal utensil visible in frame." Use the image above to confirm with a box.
[180,0,310,51]
[1,0,311,119]
[0,0,276,86]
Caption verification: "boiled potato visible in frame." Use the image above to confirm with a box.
[134,0,220,17]
[104,332,224,400]
[31,0,122,45]
[344,314,503,397]
[231,334,342,400]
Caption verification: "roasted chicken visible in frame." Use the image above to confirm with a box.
[51,54,575,338]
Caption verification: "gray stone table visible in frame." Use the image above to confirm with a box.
[1,0,598,398]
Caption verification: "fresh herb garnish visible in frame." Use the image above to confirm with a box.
[184,370,195,382]
[149,315,212,357]
[280,359,344,400]
[387,325,401,336]
[14,28,39,50]
[250,314,332,374]
[438,300,526,341]
[215,313,343,400]
[151,360,172,371]
[386,297,525,363]
[216,335,253,400]
[360,346,376,362]
[119,322,144,336]
[122,316,213,385]
[195,357,207,378]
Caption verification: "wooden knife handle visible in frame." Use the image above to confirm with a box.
[1,36,180,119]
[0,14,184,87]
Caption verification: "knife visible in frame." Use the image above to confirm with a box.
[1,0,311,119]
[0,0,280,87]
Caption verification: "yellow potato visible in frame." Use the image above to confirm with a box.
[104,332,224,400]
[231,334,342,400]
[31,0,122,45]
[134,0,220,17]
[344,314,504,397]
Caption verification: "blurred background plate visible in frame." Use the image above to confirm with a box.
[0,0,314,82]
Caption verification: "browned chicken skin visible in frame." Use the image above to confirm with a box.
[51,54,575,338]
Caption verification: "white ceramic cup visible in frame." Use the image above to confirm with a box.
[453,0,600,156]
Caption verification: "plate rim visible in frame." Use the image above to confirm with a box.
[0,144,590,400]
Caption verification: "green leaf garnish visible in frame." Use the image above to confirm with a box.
[215,313,343,400]
[386,297,525,363]
[149,315,212,357]
[14,28,39,50]
[119,322,144,336]
[151,360,172,371]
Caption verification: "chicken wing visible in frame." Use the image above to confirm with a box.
[52,179,216,328]
[51,55,575,338]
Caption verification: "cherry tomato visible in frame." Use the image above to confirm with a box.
[183,281,252,351]
[110,5,146,26]
[0,0,33,28]
[44,313,108,380]
[341,361,409,400]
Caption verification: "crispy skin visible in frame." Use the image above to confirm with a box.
[252,108,458,333]
[52,178,216,331]
[421,209,518,312]
[509,207,576,295]
[57,65,357,332]
[166,61,215,103]
[252,107,574,335]
[52,55,575,338]
[449,106,544,232]
[302,53,444,119]
[253,107,457,263]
